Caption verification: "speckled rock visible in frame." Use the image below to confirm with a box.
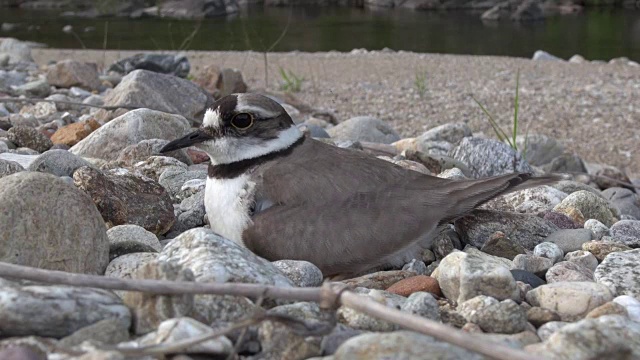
[417,122,471,145]
[326,116,400,144]
[449,137,533,178]
[545,261,594,283]
[584,218,609,240]
[7,126,52,153]
[458,295,497,321]
[46,60,101,91]
[272,260,324,287]
[51,119,101,147]
[602,187,640,220]
[132,155,188,181]
[543,211,582,229]
[116,138,192,166]
[527,307,561,328]
[526,315,640,359]
[480,231,526,260]
[107,224,162,260]
[337,288,405,331]
[551,180,604,198]
[499,185,567,213]
[333,331,484,360]
[553,190,618,227]
[594,249,640,298]
[26,149,95,177]
[609,220,640,247]
[120,260,195,335]
[586,302,628,319]
[544,228,594,253]
[0,278,130,338]
[455,210,558,250]
[533,242,564,264]
[157,167,207,200]
[133,317,232,355]
[582,240,632,261]
[512,254,554,278]
[400,292,441,321]
[433,251,519,304]
[0,171,109,274]
[515,133,564,166]
[525,282,614,321]
[564,250,599,272]
[469,299,528,334]
[73,166,175,235]
[0,158,23,178]
[613,295,640,322]
[70,108,191,161]
[536,321,569,341]
[104,252,159,284]
[402,259,428,275]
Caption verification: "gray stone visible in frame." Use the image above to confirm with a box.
[102,69,214,125]
[551,180,605,198]
[58,319,130,347]
[70,108,190,161]
[543,153,588,173]
[26,149,94,177]
[13,79,50,97]
[107,224,162,260]
[525,282,614,321]
[533,242,564,264]
[104,253,159,282]
[510,269,546,289]
[170,190,206,233]
[326,116,400,144]
[458,295,498,321]
[512,254,554,278]
[536,321,569,341]
[594,249,640,298]
[46,60,101,91]
[584,218,609,240]
[134,317,232,355]
[132,155,188,182]
[217,68,248,97]
[532,50,564,61]
[545,228,594,253]
[7,126,52,153]
[337,288,405,331]
[320,325,364,356]
[0,38,35,63]
[609,220,640,247]
[455,209,559,250]
[0,69,27,88]
[527,315,640,359]
[515,134,564,166]
[545,261,594,283]
[272,260,323,287]
[470,299,528,334]
[602,187,640,220]
[553,190,618,227]
[415,140,453,156]
[480,231,527,260]
[402,259,428,275]
[417,122,471,145]
[613,295,640,323]
[333,331,484,360]
[449,137,533,178]
[107,53,191,78]
[499,185,567,214]
[116,138,192,166]
[527,306,561,328]
[158,167,207,200]
[0,158,23,178]
[400,292,440,321]
[0,278,130,338]
[564,250,598,272]
[433,251,519,304]
[0,172,109,274]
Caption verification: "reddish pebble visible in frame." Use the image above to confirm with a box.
[187,148,209,164]
[386,275,442,297]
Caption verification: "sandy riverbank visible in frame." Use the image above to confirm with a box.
[32,48,640,178]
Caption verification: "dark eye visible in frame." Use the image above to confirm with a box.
[230,113,253,129]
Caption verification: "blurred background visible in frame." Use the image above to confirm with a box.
[1,0,640,61]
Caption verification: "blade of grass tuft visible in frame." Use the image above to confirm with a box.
[512,69,520,151]
[472,97,513,146]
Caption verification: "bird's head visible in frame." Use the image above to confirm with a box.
[160,93,302,164]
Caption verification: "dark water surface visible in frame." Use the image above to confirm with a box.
[2,6,640,61]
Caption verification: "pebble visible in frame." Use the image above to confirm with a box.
[417,122,471,145]
[0,278,130,338]
[107,224,162,260]
[340,270,418,290]
[116,138,192,166]
[480,231,526,260]
[449,137,533,178]
[594,249,640,298]
[613,295,640,322]
[527,307,561,327]
[326,116,400,144]
[0,158,24,178]
[525,281,614,321]
[543,211,582,229]
[401,258,428,275]
[272,260,324,287]
[13,79,50,97]
[512,254,554,278]
[533,242,564,264]
[609,220,640,247]
[545,261,594,283]
[337,288,404,331]
[510,269,546,288]
[73,166,175,235]
[469,299,528,334]
[45,59,101,91]
[158,167,208,199]
[7,126,52,153]
[515,133,564,166]
[58,319,130,347]
[584,218,609,240]
[544,228,594,253]
[0,171,109,274]
[585,301,628,319]
[500,185,567,214]
[386,275,442,297]
[26,149,95,177]
[582,240,632,261]
[564,250,599,272]
[553,190,618,227]
[602,187,640,220]
[133,317,232,355]
[400,292,441,321]
[51,119,101,147]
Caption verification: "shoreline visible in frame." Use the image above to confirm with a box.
[32,48,640,178]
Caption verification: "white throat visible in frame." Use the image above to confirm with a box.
[200,125,303,165]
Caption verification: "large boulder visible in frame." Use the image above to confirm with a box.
[0,172,109,274]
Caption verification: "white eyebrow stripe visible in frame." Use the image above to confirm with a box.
[235,105,279,118]
[203,108,221,127]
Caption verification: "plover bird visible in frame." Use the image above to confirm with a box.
[161,93,560,279]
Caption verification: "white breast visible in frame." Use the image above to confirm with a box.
[204,175,256,246]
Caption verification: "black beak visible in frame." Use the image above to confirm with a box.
[160,130,214,153]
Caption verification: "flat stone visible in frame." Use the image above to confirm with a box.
[0,278,130,338]
[326,116,400,144]
[0,172,109,274]
[455,209,559,250]
[609,220,640,247]
[272,260,323,287]
[73,166,175,235]
[107,224,162,260]
[553,190,618,227]
[545,228,594,253]
[545,261,594,283]
[533,242,564,264]
[70,108,191,161]
[386,275,442,297]
[594,249,640,298]
[543,211,582,229]
[525,281,614,321]
[564,250,599,272]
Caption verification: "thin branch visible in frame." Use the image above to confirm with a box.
[0,97,140,111]
[0,262,539,360]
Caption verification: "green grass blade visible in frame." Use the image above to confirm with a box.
[472,97,513,146]
[512,69,520,150]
